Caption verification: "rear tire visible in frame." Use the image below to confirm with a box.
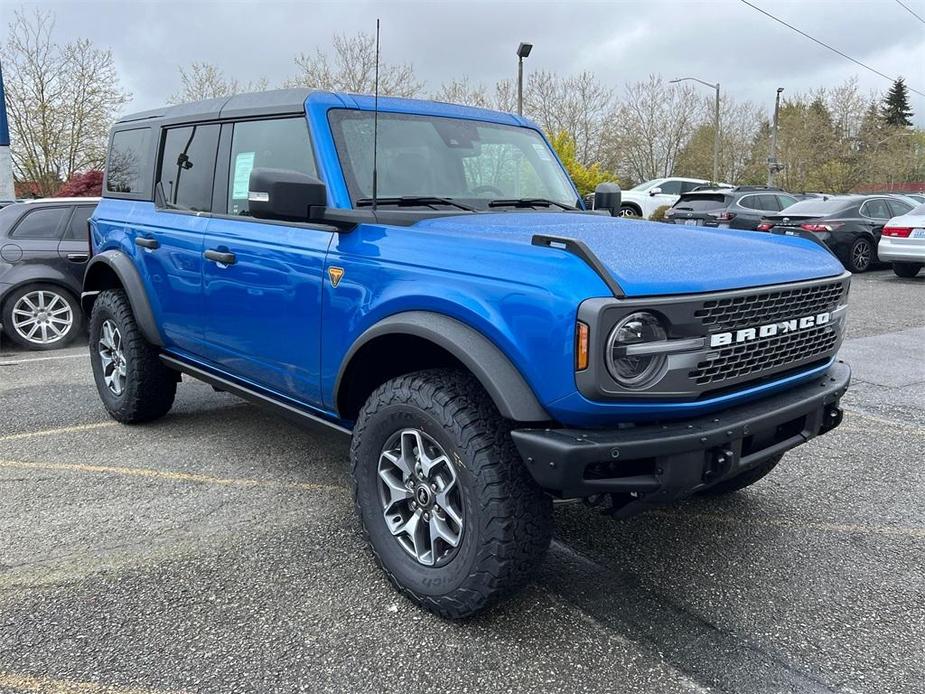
[2,283,82,351]
[845,237,874,273]
[893,262,922,278]
[351,369,552,619]
[619,205,641,218]
[89,289,177,423]
[699,454,783,496]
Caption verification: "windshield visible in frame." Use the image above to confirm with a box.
[629,179,661,192]
[329,110,577,209]
[777,198,854,216]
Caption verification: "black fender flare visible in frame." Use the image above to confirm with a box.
[82,250,164,347]
[335,311,550,423]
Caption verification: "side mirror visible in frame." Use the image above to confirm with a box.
[593,182,622,217]
[248,167,327,222]
[649,187,663,196]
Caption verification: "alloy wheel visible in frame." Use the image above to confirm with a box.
[11,290,74,345]
[98,319,127,395]
[377,428,464,567]
[852,241,871,271]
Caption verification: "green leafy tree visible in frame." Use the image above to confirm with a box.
[882,78,913,127]
[547,130,620,196]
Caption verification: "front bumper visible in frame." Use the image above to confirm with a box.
[511,361,850,513]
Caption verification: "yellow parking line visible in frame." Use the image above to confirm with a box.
[0,458,345,494]
[0,421,118,442]
[657,509,925,540]
[0,672,183,694]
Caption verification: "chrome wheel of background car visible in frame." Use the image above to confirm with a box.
[852,240,872,271]
[98,319,127,395]
[377,428,464,567]
[11,290,74,345]
[619,207,640,218]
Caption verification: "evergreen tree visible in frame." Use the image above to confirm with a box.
[882,78,913,127]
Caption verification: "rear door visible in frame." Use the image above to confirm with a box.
[201,116,332,406]
[860,198,892,240]
[7,205,71,281]
[57,204,95,287]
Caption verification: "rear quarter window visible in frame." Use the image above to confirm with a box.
[106,128,152,196]
[9,207,70,240]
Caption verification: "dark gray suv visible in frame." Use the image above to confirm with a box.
[665,186,799,231]
[0,198,97,349]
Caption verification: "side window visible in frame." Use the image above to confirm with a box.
[157,124,220,212]
[10,207,70,240]
[737,195,760,210]
[679,181,701,194]
[64,206,94,241]
[658,180,683,195]
[757,194,781,211]
[861,199,891,219]
[777,195,798,210]
[226,118,317,216]
[887,199,913,217]
[107,128,151,194]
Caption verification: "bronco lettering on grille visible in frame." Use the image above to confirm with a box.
[709,311,832,347]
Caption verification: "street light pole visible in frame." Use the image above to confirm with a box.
[767,87,784,186]
[516,42,532,116]
[671,77,720,183]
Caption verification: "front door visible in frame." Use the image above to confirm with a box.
[200,116,331,406]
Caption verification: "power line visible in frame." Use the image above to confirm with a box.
[894,0,925,24]
[738,0,925,98]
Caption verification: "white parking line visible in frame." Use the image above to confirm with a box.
[0,352,88,366]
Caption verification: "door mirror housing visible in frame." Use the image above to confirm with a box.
[592,182,622,217]
[248,168,327,222]
[649,187,663,196]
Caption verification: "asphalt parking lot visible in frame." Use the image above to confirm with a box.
[0,269,923,694]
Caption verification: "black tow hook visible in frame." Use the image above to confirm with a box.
[820,406,844,433]
[703,448,735,484]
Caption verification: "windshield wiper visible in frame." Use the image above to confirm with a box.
[488,197,577,210]
[355,196,476,211]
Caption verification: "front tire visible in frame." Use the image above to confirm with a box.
[2,283,82,350]
[351,369,552,619]
[619,205,641,218]
[89,289,177,423]
[893,262,922,278]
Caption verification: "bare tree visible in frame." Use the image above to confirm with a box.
[285,32,422,97]
[169,62,268,104]
[603,75,704,183]
[433,77,492,108]
[676,96,764,183]
[1,8,129,195]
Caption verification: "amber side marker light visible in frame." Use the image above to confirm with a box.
[576,322,590,371]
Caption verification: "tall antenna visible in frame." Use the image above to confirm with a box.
[371,18,380,212]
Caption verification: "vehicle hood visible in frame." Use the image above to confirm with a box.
[411,212,846,297]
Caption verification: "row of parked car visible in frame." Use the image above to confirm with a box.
[2,180,923,352]
[622,177,924,276]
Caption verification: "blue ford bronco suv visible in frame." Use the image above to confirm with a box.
[84,89,851,618]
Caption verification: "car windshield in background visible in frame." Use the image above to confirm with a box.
[673,194,728,211]
[328,110,577,209]
[778,198,853,216]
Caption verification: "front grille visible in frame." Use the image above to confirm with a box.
[694,280,846,332]
[690,324,839,386]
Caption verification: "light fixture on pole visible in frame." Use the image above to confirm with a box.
[671,77,720,184]
[767,87,784,186]
[516,42,533,116]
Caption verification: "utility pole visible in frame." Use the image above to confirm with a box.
[767,87,784,187]
[516,42,532,116]
[671,77,720,183]
[0,60,14,201]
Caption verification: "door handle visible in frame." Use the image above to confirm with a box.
[66,253,89,262]
[204,249,236,265]
[135,237,159,250]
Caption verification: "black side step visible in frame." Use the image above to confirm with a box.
[159,354,352,436]
[531,234,625,298]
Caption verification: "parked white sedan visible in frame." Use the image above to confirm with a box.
[618,177,731,219]
[880,202,925,277]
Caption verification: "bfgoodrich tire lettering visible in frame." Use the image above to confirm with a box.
[351,369,552,619]
[89,289,177,423]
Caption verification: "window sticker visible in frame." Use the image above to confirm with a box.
[232,152,256,200]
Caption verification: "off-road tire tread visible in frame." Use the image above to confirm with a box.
[699,453,783,495]
[351,369,552,619]
[90,289,176,423]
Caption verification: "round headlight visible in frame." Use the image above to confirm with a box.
[606,311,668,388]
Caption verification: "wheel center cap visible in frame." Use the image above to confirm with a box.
[414,485,433,509]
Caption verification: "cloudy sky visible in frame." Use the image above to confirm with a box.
[4,0,925,125]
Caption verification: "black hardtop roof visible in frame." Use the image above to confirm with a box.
[115,88,314,126]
